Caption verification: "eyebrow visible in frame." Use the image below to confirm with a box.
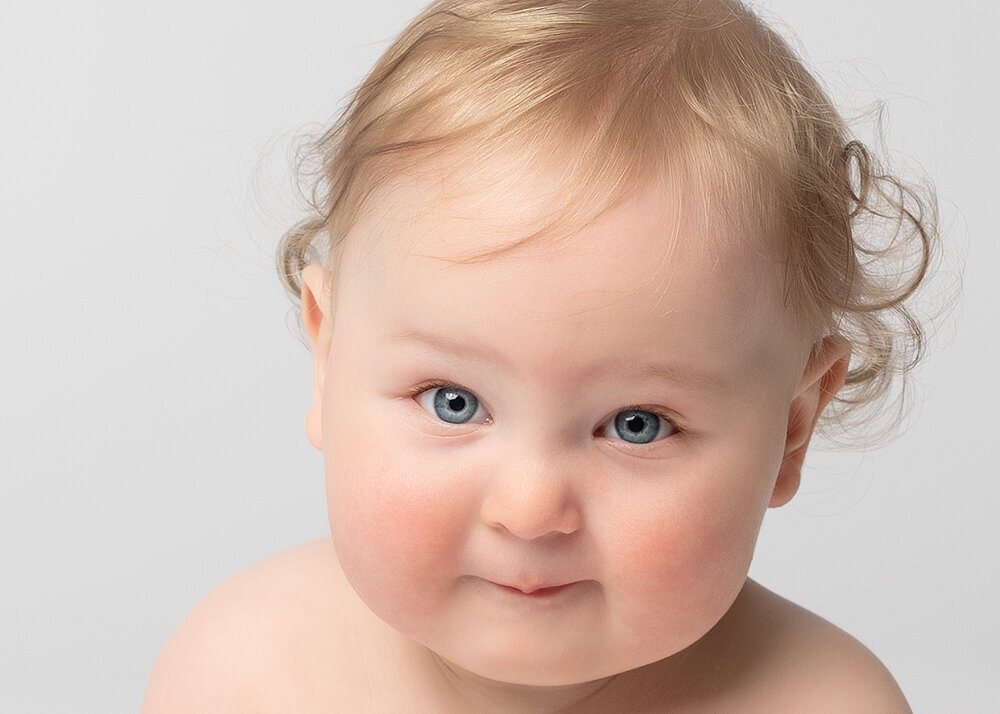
[389,328,727,391]
[390,328,509,368]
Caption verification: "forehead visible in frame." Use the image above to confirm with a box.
[348,143,775,271]
[337,151,807,386]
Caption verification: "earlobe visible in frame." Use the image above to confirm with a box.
[770,336,851,507]
[301,264,334,451]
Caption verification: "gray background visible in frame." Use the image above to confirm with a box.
[2,0,996,711]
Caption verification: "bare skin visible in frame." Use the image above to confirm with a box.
[145,165,912,713]
[142,538,911,713]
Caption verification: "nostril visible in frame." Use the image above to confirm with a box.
[482,494,582,541]
[489,519,575,540]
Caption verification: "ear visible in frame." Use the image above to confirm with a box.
[301,264,334,451]
[770,336,851,507]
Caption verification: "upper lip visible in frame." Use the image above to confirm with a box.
[491,579,580,594]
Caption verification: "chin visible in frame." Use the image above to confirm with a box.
[449,656,610,690]
[434,636,638,689]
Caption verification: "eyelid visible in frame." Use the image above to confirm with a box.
[406,379,469,400]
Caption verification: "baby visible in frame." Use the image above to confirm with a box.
[143,0,937,711]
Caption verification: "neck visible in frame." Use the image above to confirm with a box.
[429,652,618,714]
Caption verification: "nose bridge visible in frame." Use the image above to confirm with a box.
[480,438,583,540]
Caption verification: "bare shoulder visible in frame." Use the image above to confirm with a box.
[141,538,351,713]
[726,580,912,713]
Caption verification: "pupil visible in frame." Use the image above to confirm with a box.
[446,393,466,412]
[625,415,645,433]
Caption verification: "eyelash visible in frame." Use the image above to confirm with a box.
[406,381,683,440]
[406,379,468,400]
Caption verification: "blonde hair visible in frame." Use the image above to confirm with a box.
[277,0,938,442]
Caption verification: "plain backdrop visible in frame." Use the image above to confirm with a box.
[1,1,996,711]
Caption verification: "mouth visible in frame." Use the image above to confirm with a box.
[491,581,581,598]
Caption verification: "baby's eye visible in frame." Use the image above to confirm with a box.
[601,408,675,444]
[415,385,490,424]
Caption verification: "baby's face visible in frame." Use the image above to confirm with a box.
[313,159,811,686]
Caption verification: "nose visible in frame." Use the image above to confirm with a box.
[479,452,582,541]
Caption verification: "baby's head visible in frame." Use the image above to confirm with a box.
[280,0,934,688]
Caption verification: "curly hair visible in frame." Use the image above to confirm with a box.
[277,0,938,444]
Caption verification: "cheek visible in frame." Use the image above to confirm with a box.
[322,399,474,625]
[605,467,775,647]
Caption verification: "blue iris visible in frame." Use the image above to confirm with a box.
[613,409,662,444]
[432,387,480,424]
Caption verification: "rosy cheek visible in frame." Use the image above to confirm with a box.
[326,431,469,585]
[607,486,764,644]
[614,508,715,599]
